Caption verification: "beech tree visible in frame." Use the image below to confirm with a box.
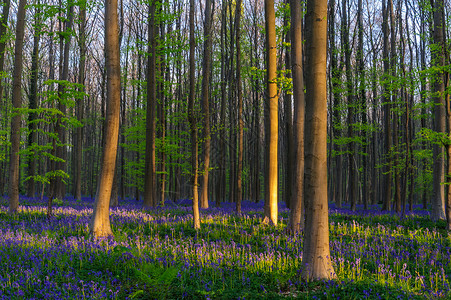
[200,0,213,209]
[431,0,446,221]
[8,0,27,214]
[90,0,121,238]
[301,0,336,280]
[287,0,305,234]
[189,0,200,229]
[264,0,278,225]
[144,0,157,208]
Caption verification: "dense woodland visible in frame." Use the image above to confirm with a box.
[1,0,449,218]
[0,0,450,297]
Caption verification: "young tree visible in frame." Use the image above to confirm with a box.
[8,0,27,214]
[287,0,305,234]
[90,0,121,238]
[301,0,336,280]
[264,0,278,225]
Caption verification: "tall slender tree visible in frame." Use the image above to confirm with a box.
[90,0,121,238]
[189,0,200,229]
[200,0,213,209]
[431,0,446,221]
[27,3,42,198]
[264,0,278,225]
[75,2,87,201]
[236,0,244,214]
[8,0,27,213]
[288,0,305,234]
[144,0,157,208]
[301,0,336,280]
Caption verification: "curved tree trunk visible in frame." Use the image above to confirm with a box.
[90,0,121,238]
[301,0,336,280]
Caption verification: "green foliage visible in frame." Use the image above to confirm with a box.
[21,80,85,188]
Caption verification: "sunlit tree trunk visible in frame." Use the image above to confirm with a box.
[264,0,278,225]
[8,0,27,214]
[301,0,336,280]
[287,0,304,234]
[90,0,121,238]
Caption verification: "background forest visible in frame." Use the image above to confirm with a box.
[0,0,449,218]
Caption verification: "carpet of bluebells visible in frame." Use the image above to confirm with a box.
[0,196,450,299]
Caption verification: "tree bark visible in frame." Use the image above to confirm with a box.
[8,0,27,214]
[301,0,336,280]
[189,0,200,229]
[236,0,243,214]
[382,0,392,211]
[264,0,278,225]
[144,0,157,208]
[27,4,41,198]
[287,0,304,234]
[90,0,121,238]
[431,0,446,221]
[75,3,87,201]
[200,0,213,209]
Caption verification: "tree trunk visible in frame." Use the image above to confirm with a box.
[200,0,213,209]
[382,0,392,211]
[144,0,157,208]
[301,0,336,280]
[287,0,304,234]
[189,0,200,229]
[8,0,27,214]
[431,0,446,221]
[55,4,74,200]
[90,0,121,238]
[75,4,87,201]
[236,0,243,214]
[284,0,293,210]
[264,0,278,225]
[27,4,41,198]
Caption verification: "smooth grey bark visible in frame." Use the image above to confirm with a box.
[90,0,121,238]
[8,0,27,214]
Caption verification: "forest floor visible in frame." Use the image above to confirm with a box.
[0,197,449,299]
